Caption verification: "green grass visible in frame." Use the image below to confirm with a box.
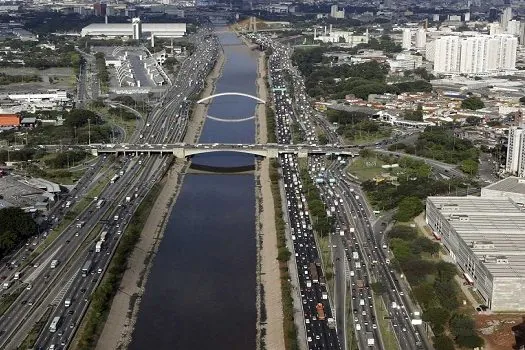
[0,288,23,316]
[317,235,335,301]
[18,306,53,349]
[347,157,387,181]
[346,286,359,350]
[374,295,400,350]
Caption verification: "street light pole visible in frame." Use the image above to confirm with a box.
[88,118,91,145]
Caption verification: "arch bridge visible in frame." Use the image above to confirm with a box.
[196,92,266,104]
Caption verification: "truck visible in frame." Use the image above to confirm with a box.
[49,316,61,333]
[119,170,124,176]
[327,318,336,329]
[316,303,325,320]
[356,279,365,289]
[355,261,362,269]
[114,215,119,221]
[50,260,59,269]
[99,231,108,242]
[366,332,375,346]
[95,241,103,253]
[14,272,21,280]
[64,298,71,308]
[339,230,345,236]
[76,221,85,229]
[96,199,105,209]
[391,301,397,309]
[125,196,131,202]
[110,174,120,184]
[322,292,328,300]
[352,251,359,260]
[81,260,92,277]
[65,201,71,208]
[349,227,355,234]
[355,195,360,200]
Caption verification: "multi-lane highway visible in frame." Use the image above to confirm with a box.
[0,25,220,350]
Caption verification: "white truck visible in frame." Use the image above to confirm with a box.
[64,299,71,308]
[50,260,59,269]
[322,292,328,300]
[3,281,11,289]
[125,196,131,202]
[76,221,85,229]
[367,332,375,346]
[95,241,103,253]
[349,227,355,234]
[14,272,21,280]
[114,215,119,221]
[352,251,359,260]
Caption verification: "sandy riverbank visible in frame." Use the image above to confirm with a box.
[93,48,226,350]
[253,38,286,349]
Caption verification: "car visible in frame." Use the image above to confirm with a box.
[80,288,86,293]
[21,300,27,305]
[68,309,74,315]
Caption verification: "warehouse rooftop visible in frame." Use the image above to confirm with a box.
[428,196,525,278]
[483,176,525,195]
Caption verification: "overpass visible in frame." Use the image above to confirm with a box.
[88,143,360,158]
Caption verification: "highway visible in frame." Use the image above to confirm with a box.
[0,25,220,350]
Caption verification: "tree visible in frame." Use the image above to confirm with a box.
[412,283,437,309]
[318,133,329,145]
[394,196,423,222]
[465,116,481,126]
[460,159,479,176]
[461,96,485,110]
[433,335,455,350]
[423,307,451,334]
[370,282,387,294]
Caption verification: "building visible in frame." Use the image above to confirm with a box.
[0,114,20,127]
[415,28,426,49]
[506,126,525,175]
[501,7,512,31]
[507,20,521,36]
[81,22,186,38]
[426,196,525,311]
[402,28,411,50]
[93,2,107,16]
[429,34,517,75]
[330,4,345,19]
[481,177,525,205]
[132,17,142,40]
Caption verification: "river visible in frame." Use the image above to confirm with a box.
[129,30,259,350]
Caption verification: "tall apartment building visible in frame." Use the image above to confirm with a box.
[330,5,345,19]
[507,20,521,36]
[415,28,426,49]
[501,7,512,31]
[402,28,412,50]
[429,34,517,75]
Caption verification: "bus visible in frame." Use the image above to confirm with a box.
[96,199,105,209]
[110,174,120,184]
[81,260,92,277]
[49,316,61,333]
[99,231,108,242]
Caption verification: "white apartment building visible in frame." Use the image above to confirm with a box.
[506,126,525,175]
[429,34,517,75]
[330,5,345,19]
[415,28,426,49]
[507,20,521,36]
[402,28,411,50]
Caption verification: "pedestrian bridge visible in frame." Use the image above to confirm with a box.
[88,143,360,158]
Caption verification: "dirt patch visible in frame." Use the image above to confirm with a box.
[475,313,524,350]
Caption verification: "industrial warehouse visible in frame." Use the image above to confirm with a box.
[81,18,186,39]
[426,185,525,311]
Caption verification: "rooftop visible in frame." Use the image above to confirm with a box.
[428,196,525,279]
[483,177,525,196]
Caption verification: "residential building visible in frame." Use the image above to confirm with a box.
[507,20,521,36]
[501,7,512,31]
[415,28,426,49]
[429,34,517,75]
[330,5,345,19]
[132,17,142,40]
[402,28,411,50]
[506,126,525,175]
[81,22,186,38]
[426,196,525,311]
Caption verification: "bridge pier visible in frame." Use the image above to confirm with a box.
[91,149,98,156]
[298,151,308,158]
[172,147,185,158]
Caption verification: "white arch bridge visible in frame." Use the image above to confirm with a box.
[89,143,360,158]
[196,92,266,104]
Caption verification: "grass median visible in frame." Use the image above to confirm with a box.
[18,306,53,349]
[374,295,400,350]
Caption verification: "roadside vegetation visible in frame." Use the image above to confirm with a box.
[0,73,41,85]
[384,225,484,350]
[94,53,109,93]
[292,49,432,99]
[354,151,475,211]
[0,207,38,259]
[326,109,391,144]
[76,182,162,349]
[388,125,480,175]
[269,159,299,350]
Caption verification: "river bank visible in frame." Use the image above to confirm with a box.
[252,34,285,349]
[93,47,226,350]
